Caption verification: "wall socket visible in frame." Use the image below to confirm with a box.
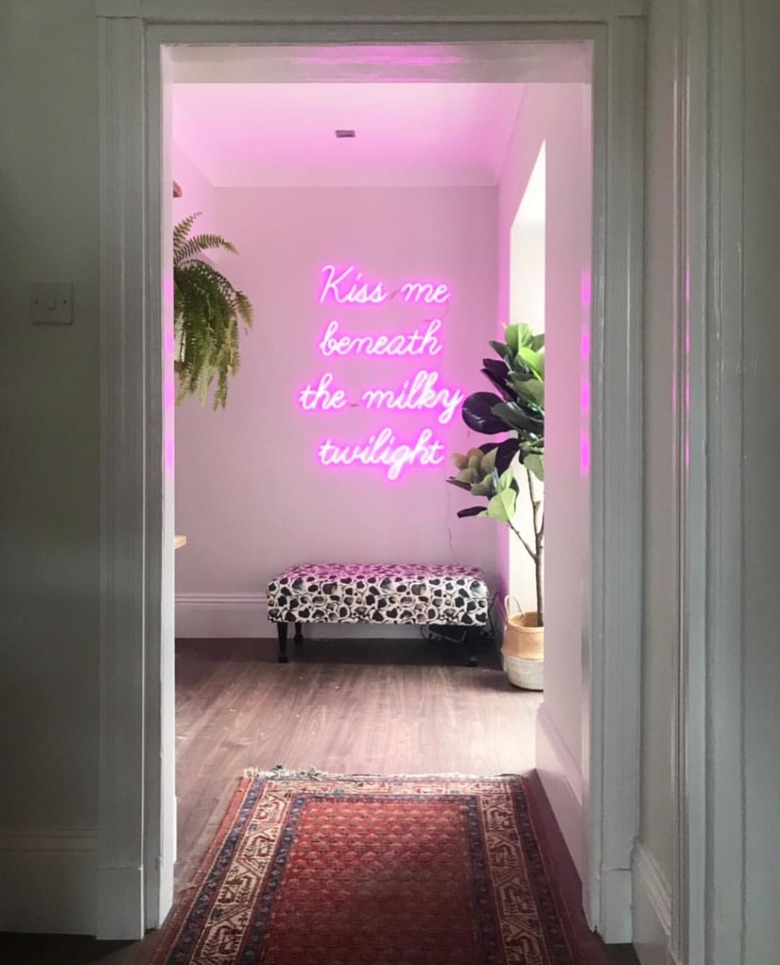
[31,283,73,325]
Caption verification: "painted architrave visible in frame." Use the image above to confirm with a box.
[96,0,647,22]
[675,0,747,963]
[97,14,147,941]
[97,0,646,942]
[583,13,645,944]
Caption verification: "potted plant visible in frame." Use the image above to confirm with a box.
[447,322,545,689]
[173,212,253,409]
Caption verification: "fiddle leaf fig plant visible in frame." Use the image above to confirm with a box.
[173,212,253,409]
[448,322,545,624]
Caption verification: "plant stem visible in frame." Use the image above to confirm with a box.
[508,519,536,561]
[526,468,544,626]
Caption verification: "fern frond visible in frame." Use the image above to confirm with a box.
[176,233,238,265]
[173,213,254,409]
[173,212,202,257]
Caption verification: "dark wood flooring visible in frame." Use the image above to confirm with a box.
[0,635,637,965]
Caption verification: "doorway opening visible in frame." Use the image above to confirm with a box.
[167,39,592,920]
[97,13,645,944]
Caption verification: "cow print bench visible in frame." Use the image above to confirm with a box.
[267,563,489,665]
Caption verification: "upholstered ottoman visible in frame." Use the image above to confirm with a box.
[267,563,489,664]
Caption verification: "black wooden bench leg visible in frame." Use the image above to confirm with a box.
[464,627,479,667]
[276,622,289,663]
[294,622,303,644]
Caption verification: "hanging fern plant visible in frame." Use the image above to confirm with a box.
[173,212,253,409]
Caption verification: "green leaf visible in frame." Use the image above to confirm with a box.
[471,473,497,498]
[485,485,517,522]
[524,454,544,482]
[491,401,544,435]
[488,340,511,363]
[504,324,521,354]
[517,345,544,379]
[509,375,544,406]
[506,322,541,352]
[480,446,498,474]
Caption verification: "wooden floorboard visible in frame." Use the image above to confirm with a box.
[0,636,637,964]
[173,635,541,892]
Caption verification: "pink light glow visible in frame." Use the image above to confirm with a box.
[299,370,465,425]
[319,318,444,358]
[580,378,591,415]
[580,430,591,477]
[317,427,445,481]
[318,264,450,306]
[580,268,592,308]
[165,432,175,476]
[163,320,176,473]
[580,319,591,478]
[580,328,590,362]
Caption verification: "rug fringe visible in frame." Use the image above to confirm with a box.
[243,764,325,780]
[243,765,527,781]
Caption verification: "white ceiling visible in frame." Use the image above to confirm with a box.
[172,82,527,187]
[169,41,591,188]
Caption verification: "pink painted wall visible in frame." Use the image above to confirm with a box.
[174,186,499,635]
[172,140,216,234]
[497,84,592,874]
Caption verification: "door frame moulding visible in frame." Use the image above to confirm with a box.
[674,0,747,963]
[97,0,646,942]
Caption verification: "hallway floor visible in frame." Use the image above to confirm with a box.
[0,635,637,964]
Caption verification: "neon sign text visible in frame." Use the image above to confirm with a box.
[362,371,463,425]
[319,318,444,358]
[317,427,445,481]
[298,370,464,425]
[318,265,451,306]
[298,372,347,412]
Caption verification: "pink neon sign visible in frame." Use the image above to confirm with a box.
[318,264,451,306]
[319,318,444,358]
[317,428,445,482]
[298,370,464,426]
[300,263,459,480]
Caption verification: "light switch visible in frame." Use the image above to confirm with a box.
[31,283,73,325]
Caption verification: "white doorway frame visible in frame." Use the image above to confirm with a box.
[96,0,646,943]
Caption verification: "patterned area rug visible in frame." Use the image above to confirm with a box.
[152,772,584,964]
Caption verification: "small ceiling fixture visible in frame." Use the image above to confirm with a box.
[335,129,357,139]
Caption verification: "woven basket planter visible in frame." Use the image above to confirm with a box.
[501,597,544,691]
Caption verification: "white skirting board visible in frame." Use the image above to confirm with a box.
[175,593,422,640]
[0,829,98,934]
[535,703,585,879]
[632,842,679,965]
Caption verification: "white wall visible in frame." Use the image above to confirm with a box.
[0,0,101,934]
[497,84,592,877]
[742,0,780,960]
[174,184,499,638]
[172,141,217,234]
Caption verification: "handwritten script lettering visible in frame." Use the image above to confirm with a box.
[302,262,459,479]
[317,428,445,481]
[318,265,450,306]
[318,318,444,358]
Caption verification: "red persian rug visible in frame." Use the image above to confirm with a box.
[152,772,585,964]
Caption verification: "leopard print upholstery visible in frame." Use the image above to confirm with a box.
[267,563,488,627]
